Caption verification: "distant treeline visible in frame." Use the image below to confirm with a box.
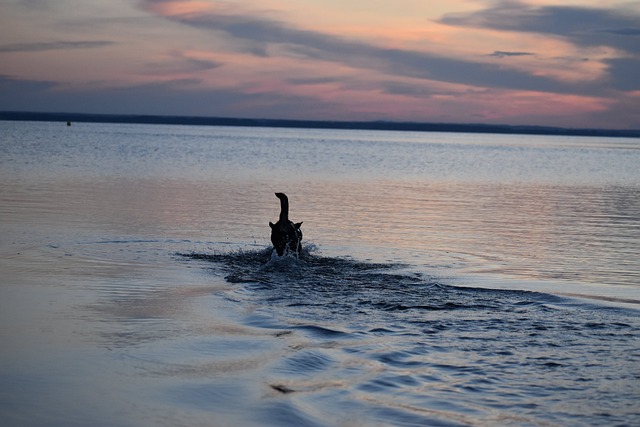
[2,111,639,138]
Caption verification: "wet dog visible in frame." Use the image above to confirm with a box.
[269,193,303,257]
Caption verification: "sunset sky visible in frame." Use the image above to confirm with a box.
[1,0,639,129]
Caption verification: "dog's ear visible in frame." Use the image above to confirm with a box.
[294,222,303,229]
[269,222,275,228]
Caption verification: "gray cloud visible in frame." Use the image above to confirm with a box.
[286,77,343,85]
[0,74,56,91]
[14,0,54,11]
[488,51,534,58]
[0,75,59,111]
[598,28,640,36]
[440,2,640,93]
[603,57,640,91]
[139,0,589,95]
[0,75,343,119]
[144,56,223,75]
[379,80,442,97]
[440,2,640,55]
[183,57,223,72]
[584,91,640,128]
[0,40,115,53]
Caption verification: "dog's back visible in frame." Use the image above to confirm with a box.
[269,193,303,256]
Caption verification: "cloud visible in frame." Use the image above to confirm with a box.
[379,80,448,98]
[603,57,640,91]
[3,1,636,128]
[597,28,640,36]
[0,40,115,53]
[286,77,343,85]
[0,74,343,119]
[440,1,640,93]
[440,1,640,53]
[488,51,534,58]
[0,75,59,111]
[13,0,54,11]
[0,74,56,91]
[143,54,223,76]
[3,72,633,128]
[138,0,590,95]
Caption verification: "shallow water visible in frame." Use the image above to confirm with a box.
[183,249,640,426]
[1,121,639,426]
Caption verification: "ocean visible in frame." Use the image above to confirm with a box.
[1,120,639,426]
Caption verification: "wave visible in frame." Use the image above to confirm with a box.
[177,246,640,426]
[179,245,561,315]
[178,245,640,336]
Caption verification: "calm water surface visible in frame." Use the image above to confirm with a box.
[1,121,639,426]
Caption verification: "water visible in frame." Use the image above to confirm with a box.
[1,121,639,426]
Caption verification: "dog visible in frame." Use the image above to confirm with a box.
[269,193,303,257]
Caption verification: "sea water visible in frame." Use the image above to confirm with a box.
[0,121,639,426]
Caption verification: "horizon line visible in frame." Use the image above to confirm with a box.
[1,111,639,138]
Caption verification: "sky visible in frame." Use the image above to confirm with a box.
[1,0,639,129]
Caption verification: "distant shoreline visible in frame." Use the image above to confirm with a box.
[2,111,639,138]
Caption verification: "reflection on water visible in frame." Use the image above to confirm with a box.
[1,121,639,426]
[2,176,638,295]
[2,121,639,295]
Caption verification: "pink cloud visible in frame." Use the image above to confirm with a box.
[143,0,215,17]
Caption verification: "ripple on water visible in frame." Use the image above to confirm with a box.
[179,249,640,426]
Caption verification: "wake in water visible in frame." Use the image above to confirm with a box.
[179,246,640,426]
[184,244,409,285]
[181,244,549,316]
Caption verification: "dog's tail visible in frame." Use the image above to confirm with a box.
[275,192,289,221]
